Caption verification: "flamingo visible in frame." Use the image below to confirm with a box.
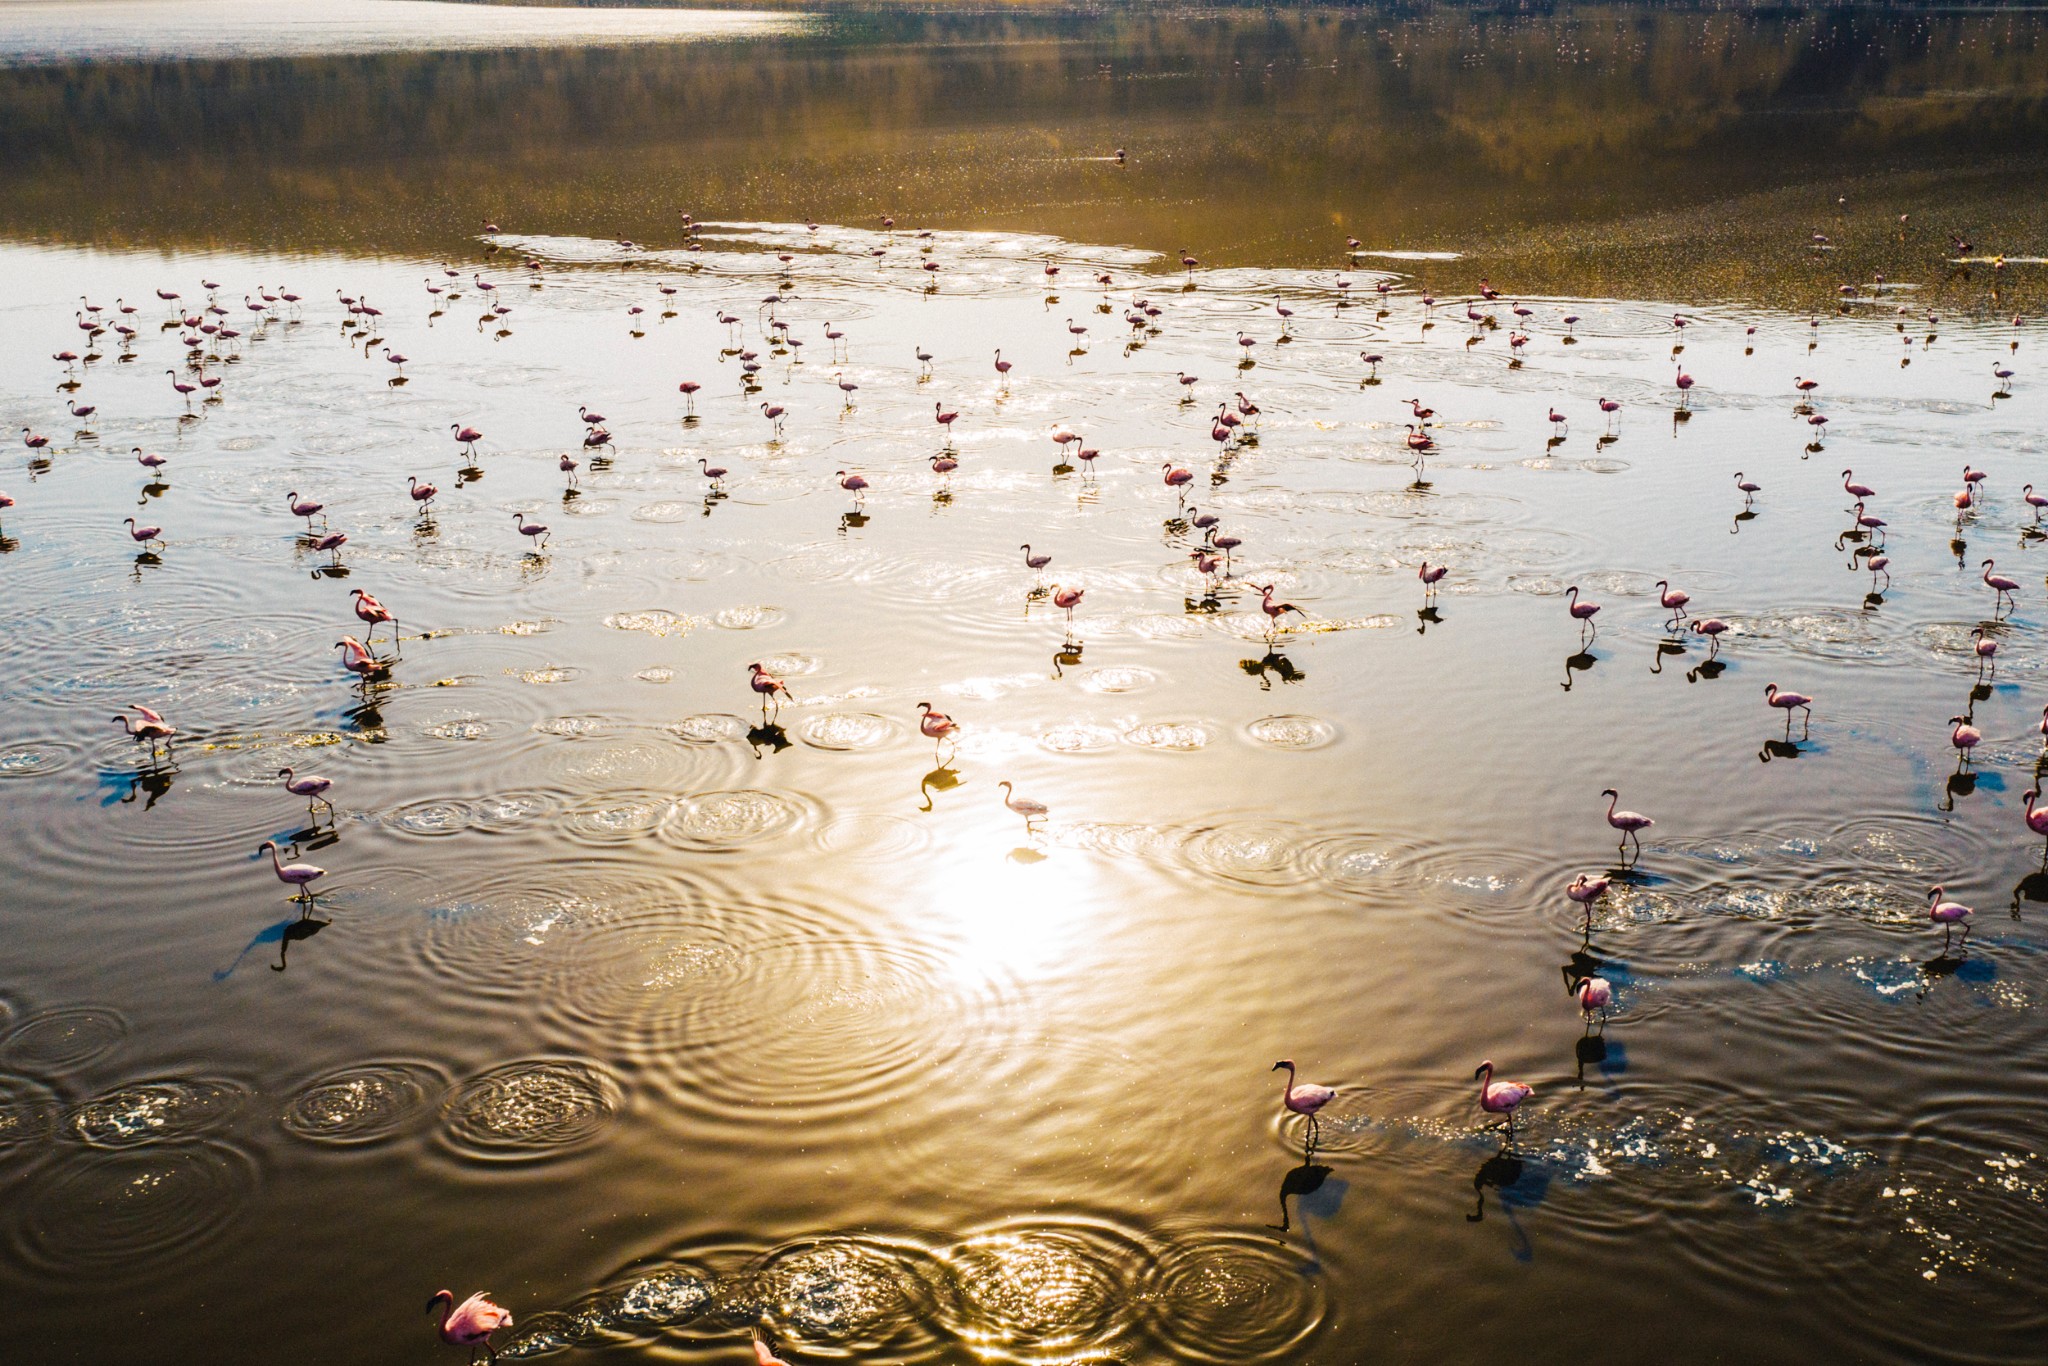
[835,469,869,507]
[916,345,934,373]
[834,371,859,407]
[2024,789,2048,853]
[350,589,398,652]
[135,447,169,474]
[286,491,325,527]
[451,424,483,457]
[1866,553,1891,592]
[929,453,958,480]
[258,841,326,904]
[1926,886,1972,951]
[993,349,1013,388]
[123,517,164,550]
[1983,559,2020,611]
[1575,976,1613,1022]
[1020,544,1051,577]
[408,476,437,514]
[1565,585,1600,640]
[1359,352,1382,380]
[747,662,790,717]
[1051,584,1085,624]
[335,636,386,681]
[1842,470,1877,500]
[1794,376,1819,397]
[1656,579,1691,628]
[1271,1060,1336,1140]
[1162,462,1194,501]
[760,402,786,435]
[1474,1060,1534,1139]
[1404,424,1434,453]
[934,403,959,443]
[1764,683,1813,737]
[1256,583,1304,638]
[1547,406,1568,436]
[1950,715,1982,764]
[1733,472,1759,503]
[1963,464,1987,487]
[1418,561,1447,602]
[1971,626,1998,675]
[1690,618,1730,658]
[1955,485,1975,521]
[511,511,548,550]
[1405,397,1435,421]
[1566,873,1610,927]
[2025,484,2048,520]
[699,458,728,488]
[167,369,197,405]
[426,1290,513,1364]
[112,704,176,760]
[21,428,49,451]
[917,701,959,758]
[1068,318,1089,346]
[279,767,335,822]
[1599,396,1622,428]
[1674,364,1694,406]
[1176,371,1199,401]
[1851,501,1886,541]
[1601,788,1653,857]
[998,780,1049,828]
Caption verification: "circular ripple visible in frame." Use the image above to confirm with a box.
[1037,722,1121,754]
[1123,721,1212,752]
[440,1058,623,1161]
[385,791,559,838]
[564,793,676,844]
[605,609,702,637]
[1303,833,1408,891]
[281,1063,446,1146]
[0,740,81,779]
[715,604,785,630]
[631,501,699,523]
[1139,1229,1326,1363]
[1,1006,127,1070]
[754,1237,951,1354]
[66,1079,246,1148]
[938,1218,1152,1357]
[1180,821,1313,887]
[520,666,579,685]
[1079,666,1157,694]
[1244,715,1338,750]
[12,1141,258,1275]
[664,789,813,850]
[798,712,898,751]
[812,813,931,862]
[0,1074,60,1149]
[671,713,748,744]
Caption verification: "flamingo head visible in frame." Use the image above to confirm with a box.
[425,1290,454,1316]
[1270,1060,1295,1073]
[259,840,278,856]
[747,662,763,674]
[1600,787,1618,799]
[1474,1060,1494,1081]
[916,701,934,715]
[277,767,294,779]
[1927,886,1944,903]
[1949,715,1969,726]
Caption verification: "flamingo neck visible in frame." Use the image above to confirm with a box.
[1279,1062,1296,1104]
[1605,793,1618,819]
[1476,1063,1493,1099]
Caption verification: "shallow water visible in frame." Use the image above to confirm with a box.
[4,6,2048,1365]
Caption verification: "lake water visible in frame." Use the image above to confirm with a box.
[2,5,2047,1363]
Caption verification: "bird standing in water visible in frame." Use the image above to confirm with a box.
[1272,1059,1337,1144]
[426,1289,513,1364]
[1474,1060,1534,1140]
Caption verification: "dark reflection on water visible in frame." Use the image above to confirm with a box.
[2,6,2048,307]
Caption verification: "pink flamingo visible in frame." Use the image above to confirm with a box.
[450,424,483,457]
[760,402,786,435]
[336,636,386,680]
[286,491,325,527]
[1566,873,1610,928]
[1051,584,1085,624]
[1359,352,1383,380]
[1599,397,1622,428]
[1256,583,1304,639]
[1674,364,1694,407]
[350,589,398,653]
[1954,485,1975,522]
[1418,560,1447,603]
[1176,371,1199,401]
[2023,789,2048,854]
[1971,626,1997,676]
[1983,559,2020,611]
[1547,406,1568,436]
[1794,375,1819,397]
[1690,618,1730,658]
[559,453,579,483]
[166,370,197,405]
[135,447,168,474]
[511,511,548,550]
[1601,788,1653,857]
[835,469,869,508]
[834,371,859,407]
[408,476,437,514]
[1271,1060,1336,1140]
[112,704,176,760]
[1949,715,1982,766]
[1162,462,1194,502]
[917,701,959,759]
[2025,484,2048,520]
[993,349,1013,389]
[1866,554,1891,592]
[677,381,701,413]
[259,841,326,904]
[929,453,958,480]
[1733,472,1759,503]
[699,458,728,488]
[1050,425,1080,461]
[21,427,49,451]
[1565,585,1600,640]
[1851,502,1886,542]
[1474,1060,1534,1139]
[1575,976,1613,1022]
[123,517,164,550]
[278,767,335,822]
[998,780,1049,828]
[1405,397,1435,421]
[1963,464,1987,487]
[1765,683,1813,737]
[1020,544,1051,578]
[747,662,790,718]
[1926,886,1972,951]
[935,403,959,444]
[1655,579,1690,628]
[426,1290,513,1364]
[1404,424,1434,453]
[1842,469,1876,500]
[310,531,348,562]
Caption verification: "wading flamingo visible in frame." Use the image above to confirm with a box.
[1601,788,1653,858]
[426,1290,512,1364]
[1474,1060,1534,1140]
